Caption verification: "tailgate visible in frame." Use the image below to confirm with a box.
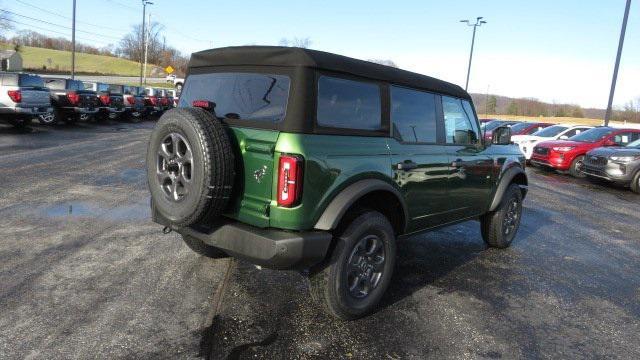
[20,89,50,107]
[80,93,100,109]
[225,127,280,228]
[110,95,124,109]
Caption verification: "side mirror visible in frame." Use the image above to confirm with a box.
[492,126,512,145]
[559,135,569,140]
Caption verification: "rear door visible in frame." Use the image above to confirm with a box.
[387,86,450,231]
[442,96,493,219]
[178,71,292,227]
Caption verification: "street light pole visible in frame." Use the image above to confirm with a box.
[604,0,631,126]
[460,17,487,91]
[139,1,153,86]
[71,0,76,79]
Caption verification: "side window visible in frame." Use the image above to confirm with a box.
[613,132,634,145]
[44,79,65,90]
[565,128,583,138]
[390,86,437,143]
[527,126,544,135]
[317,76,381,130]
[442,96,480,144]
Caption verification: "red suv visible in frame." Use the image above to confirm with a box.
[531,127,640,177]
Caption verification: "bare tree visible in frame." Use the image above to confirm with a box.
[279,37,312,48]
[119,21,165,65]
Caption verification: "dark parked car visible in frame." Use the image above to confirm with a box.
[147,46,528,320]
[143,87,162,115]
[123,85,146,122]
[583,138,640,193]
[84,82,126,121]
[508,122,554,136]
[0,72,51,128]
[39,78,100,125]
[482,120,521,141]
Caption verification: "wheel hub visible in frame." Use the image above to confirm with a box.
[346,234,385,299]
[156,132,194,202]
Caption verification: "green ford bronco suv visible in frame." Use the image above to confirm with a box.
[147,46,527,320]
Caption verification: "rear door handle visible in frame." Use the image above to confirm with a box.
[451,158,463,168]
[396,160,418,171]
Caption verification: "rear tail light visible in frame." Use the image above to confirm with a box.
[192,100,215,109]
[126,95,136,105]
[149,96,157,105]
[67,91,80,105]
[7,90,21,103]
[277,154,304,207]
[99,94,111,105]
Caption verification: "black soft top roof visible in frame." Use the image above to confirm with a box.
[189,46,470,100]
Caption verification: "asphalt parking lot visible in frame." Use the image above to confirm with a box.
[1,121,639,359]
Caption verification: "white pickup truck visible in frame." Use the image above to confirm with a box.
[165,74,184,93]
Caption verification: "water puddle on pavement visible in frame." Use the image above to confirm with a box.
[42,201,149,221]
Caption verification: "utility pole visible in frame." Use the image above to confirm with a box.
[143,12,151,85]
[71,0,76,79]
[139,1,153,86]
[460,17,487,91]
[604,0,631,126]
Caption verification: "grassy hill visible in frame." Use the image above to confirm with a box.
[1,44,162,76]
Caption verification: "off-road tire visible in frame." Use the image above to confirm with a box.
[181,233,229,259]
[631,170,640,194]
[146,107,235,228]
[569,155,586,178]
[480,183,523,248]
[309,210,396,320]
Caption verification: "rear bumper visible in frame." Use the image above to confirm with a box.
[107,107,126,114]
[153,208,332,270]
[62,107,99,114]
[0,106,52,115]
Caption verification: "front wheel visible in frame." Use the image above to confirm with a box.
[569,155,586,178]
[480,183,523,248]
[309,210,396,320]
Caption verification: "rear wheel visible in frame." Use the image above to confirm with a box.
[569,155,586,178]
[309,210,396,320]
[480,183,523,248]
[38,111,59,125]
[631,170,640,194]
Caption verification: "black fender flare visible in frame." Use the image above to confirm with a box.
[488,165,528,212]
[314,179,409,232]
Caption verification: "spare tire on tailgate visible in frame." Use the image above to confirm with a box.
[146,107,235,228]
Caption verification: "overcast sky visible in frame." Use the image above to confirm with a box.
[5,0,639,109]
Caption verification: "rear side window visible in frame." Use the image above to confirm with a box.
[317,76,381,130]
[19,74,44,88]
[68,80,84,91]
[179,72,290,123]
[97,83,109,92]
[108,84,124,93]
[390,86,437,143]
[44,79,66,90]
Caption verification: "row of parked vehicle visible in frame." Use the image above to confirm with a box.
[0,72,178,128]
[481,119,640,193]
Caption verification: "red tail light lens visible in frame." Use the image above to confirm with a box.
[192,100,214,109]
[126,95,136,105]
[277,154,304,207]
[8,90,21,103]
[99,94,111,105]
[67,91,80,105]
[149,96,157,105]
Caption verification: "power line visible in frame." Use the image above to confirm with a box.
[105,0,139,12]
[1,17,113,46]
[13,0,124,32]
[3,9,122,41]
